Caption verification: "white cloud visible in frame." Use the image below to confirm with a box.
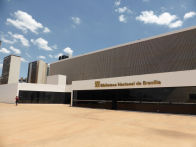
[8,32,29,47]
[6,10,50,34]
[115,7,132,14]
[63,47,73,57]
[0,48,10,54]
[38,55,46,59]
[71,17,81,25]
[136,11,176,25]
[184,11,196,19]
[1,36,16,44]
[136,11,182,28]
[10,46,21,54]
[169,20,183,28]
[119,14,127,23]
[0,63,3,69]
[114,0,121,6]
[21,58,28,63]
[43,27,50,33]
[31,38,52,51]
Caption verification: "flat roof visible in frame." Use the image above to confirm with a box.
[4,54,21,59]
[51,25,196,64]
[29,60,47,64]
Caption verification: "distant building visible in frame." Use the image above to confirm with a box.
[19,77,27,83]
[27,60,48,84]
[1,55,21,84]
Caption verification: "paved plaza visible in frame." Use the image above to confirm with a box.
[0,103,196,147]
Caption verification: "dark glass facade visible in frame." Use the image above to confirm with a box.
[74,87,196,103]
[73,87,196,114]
[19,90,71,104]
[27,61,37,83]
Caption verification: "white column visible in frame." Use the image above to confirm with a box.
[70,91,73,107]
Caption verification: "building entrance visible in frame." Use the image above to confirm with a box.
[73,87,196,114]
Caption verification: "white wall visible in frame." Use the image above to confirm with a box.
[72,70,196,90]
[47,75,66,85]
[0,83,68,103]
[65,85,72,92]
[8,56,21,84]
[18,83,66,92]
[0,83,18,103]
[37,60,47,84]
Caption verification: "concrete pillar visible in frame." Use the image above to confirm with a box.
[70,91,73,107]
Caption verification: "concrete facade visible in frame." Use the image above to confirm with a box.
[47,75,66,85]
[1,69,196,104]
[71,70,196,90]
[50,26,196,84]
[1,55,21,84]
[37,60,48,84]
[8,56,21,84]
[27,60,48,84]
[71,69,196,104]
[0,83,18,103]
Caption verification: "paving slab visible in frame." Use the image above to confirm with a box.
[0,103,196,147]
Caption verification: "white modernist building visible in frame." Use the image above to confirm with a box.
[0,26,196,114]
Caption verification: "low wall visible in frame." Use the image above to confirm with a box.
[0,83,18,103]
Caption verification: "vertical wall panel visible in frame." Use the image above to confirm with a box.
[50,28,196,84]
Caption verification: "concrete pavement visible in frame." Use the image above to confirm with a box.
[0,103,196,147]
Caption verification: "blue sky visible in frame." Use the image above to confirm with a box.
[0,0,196,78]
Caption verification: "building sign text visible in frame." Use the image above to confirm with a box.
[95,80,161,88]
